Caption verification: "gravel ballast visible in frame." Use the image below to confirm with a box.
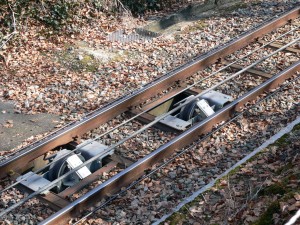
[0,1,299,224]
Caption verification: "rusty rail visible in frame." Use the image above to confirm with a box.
[40,60,300,225]
[0,6,299,225]
[0,7,299,178]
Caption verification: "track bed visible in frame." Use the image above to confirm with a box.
[0,6,299,225]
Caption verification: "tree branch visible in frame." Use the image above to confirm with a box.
[0,2,18,50]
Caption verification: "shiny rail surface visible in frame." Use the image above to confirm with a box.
[0,6,298,178]
[0,6,299,225]
[42,62,300,225]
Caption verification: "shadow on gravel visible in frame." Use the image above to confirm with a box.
[144,1,297,34]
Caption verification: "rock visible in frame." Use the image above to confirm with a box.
[77,55,84,60]
[68,46,74,52]
[169,171,177,179]
[24,100,30,108]
[131,199,139,208]
[7,90,15,97]
[8,199,16,207]
[65,81,71,86]
[52,67,58,73]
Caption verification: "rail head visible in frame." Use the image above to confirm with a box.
[0,6,299,225]
[40,61,300,225]
[0,6,299,179]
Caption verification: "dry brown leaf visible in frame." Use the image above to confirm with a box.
[294,193,300,201]
[220,180,227,186]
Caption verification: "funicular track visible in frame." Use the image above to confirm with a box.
[0,6,300,225]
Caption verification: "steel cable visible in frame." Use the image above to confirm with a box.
[73,72,300,225]
[0,25,298,196]
[1,7,299,162]
[0,35,299,217]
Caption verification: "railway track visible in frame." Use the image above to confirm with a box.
[0,6,300,225]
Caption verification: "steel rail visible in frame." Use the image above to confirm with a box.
[40,60,300,225]
[0,7,298,179]
[2,25,297,196]
[74,72,300,225]
[1,35,298,219]
[0,26,300,221]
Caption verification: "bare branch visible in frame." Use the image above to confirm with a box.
[0,2,18,50]
[8,3,16,33]
[228,178,267,220]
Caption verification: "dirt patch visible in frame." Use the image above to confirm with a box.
[0,101,61,152]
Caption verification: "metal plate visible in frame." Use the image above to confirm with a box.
[160,115,191,130]
[65,155,91,180]
[17,172,51,194]
[2,7,298,180]
[196,99,215,117]
[201,90,233,110]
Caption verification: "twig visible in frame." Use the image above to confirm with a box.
[227,176,235,210]
[0,2,18,50]
[8,3,16,33]
[40,0,47,12]
[116,0,131,16]
[229,178,267,220]
[201,193,207,203]
[183,205,195,219]
[0,33,15,50]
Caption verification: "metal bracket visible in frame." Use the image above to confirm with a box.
[65,155,91,179]
[160,115,191,130]
[17,172,51,195]
[196,99,215,117]
[77,140,114,172]
[201,90,233,110]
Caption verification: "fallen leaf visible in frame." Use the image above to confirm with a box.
[3,120,13,128]
[288,204,297,212]
[220,180,227,186]
[294,193,300,201]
